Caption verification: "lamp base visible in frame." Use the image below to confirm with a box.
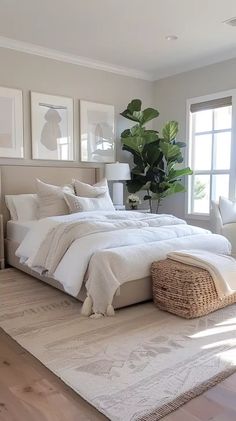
[112,182,124,207]
[114,205,126,211]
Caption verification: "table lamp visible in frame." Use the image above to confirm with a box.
[105,162,131,210]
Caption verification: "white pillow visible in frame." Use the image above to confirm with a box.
[5,195,18,220]
[64,192,115,213]
[5,194,38,221]
[73,178,108,198]
[36,179,74,218]
[219,196,236,224]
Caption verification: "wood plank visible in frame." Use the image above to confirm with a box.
[0,329,107,421]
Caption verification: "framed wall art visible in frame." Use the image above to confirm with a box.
[80,100,115,163]
[31,92,74,160]
[0,86,24,158]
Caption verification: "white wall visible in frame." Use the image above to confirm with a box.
[154,57,236,228]
[0,47,153,168]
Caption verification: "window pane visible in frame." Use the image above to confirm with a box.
[212,174,229,201]
[213,132,231,170]
[195,110,212,132]
[214,106,232,130]
[193,175,210,214]
[194,134,212,170]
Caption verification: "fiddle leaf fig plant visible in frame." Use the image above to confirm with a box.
[121,99,192,213]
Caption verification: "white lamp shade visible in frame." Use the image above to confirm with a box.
[105,162,131,181]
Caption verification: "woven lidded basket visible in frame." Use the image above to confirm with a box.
[151,258,236,319]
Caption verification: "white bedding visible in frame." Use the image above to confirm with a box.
[7,221,37,243]
[15,211,231,315]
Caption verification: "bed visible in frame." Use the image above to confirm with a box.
[1,165,232,316]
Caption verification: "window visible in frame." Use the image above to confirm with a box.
[187,93,234,216]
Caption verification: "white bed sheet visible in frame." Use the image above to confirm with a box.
[7,220,37,244]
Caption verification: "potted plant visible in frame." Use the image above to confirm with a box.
[120,99,192,213]
[126,194,141,210]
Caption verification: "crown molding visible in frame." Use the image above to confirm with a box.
[0,36,153,81]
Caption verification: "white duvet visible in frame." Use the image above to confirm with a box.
[16,211,231,314]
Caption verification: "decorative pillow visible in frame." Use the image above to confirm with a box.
[219,196,236,225]
[5,194,38,221]
[73,178,108,198]
[36,179,74,218]
[5,195,18,220]
[64,192,115,213]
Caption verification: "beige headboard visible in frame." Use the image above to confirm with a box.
[0,165,103,226]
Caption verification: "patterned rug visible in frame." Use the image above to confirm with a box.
[1,269,236,421]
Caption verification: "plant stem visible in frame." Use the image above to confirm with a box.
[147,189,153,213]
[156,198,161,214]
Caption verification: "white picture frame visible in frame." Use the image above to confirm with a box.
[0,86,24,158]
[31,92,74,161]
[80,100,115,163]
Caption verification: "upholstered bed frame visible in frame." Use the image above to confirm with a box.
[1,165,152,309]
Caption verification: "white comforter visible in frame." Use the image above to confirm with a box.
[16,211,231,314]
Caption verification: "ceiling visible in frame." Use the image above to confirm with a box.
[0,0,236,80]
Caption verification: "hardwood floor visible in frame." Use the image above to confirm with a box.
[1,327,236,421]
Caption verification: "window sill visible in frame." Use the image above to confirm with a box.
[185,213,210,221]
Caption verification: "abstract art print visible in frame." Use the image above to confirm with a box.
[80,100,115,163]
[0,86,24,158]
[31,92,74,160]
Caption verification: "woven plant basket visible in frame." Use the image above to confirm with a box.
[151,259,236,319]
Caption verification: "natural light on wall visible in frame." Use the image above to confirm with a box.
[187,94,233,216]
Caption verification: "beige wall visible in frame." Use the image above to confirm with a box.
[0,47,153,168]
[1,46,236,220]
[154,57,236,229]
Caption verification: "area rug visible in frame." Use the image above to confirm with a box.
[1,269,236,421]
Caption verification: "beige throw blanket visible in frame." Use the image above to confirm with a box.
[167,250,236,299]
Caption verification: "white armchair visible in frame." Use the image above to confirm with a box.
[211,198,236,257]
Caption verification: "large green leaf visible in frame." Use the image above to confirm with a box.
[145,142,162,166]
[126,177,148,193]
[162,121,178,142]
[159,141,180,159]
[143,131,158,144]
[131,165,146,175]
[121,98,159,125]
[168,167,193,181]
[130,124,143,137]
[121,136,144,153]
[127,99,142,113]
[140,108,159,124]
[121,128,131,138]
[165,182,186,196]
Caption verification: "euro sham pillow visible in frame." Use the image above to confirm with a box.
[219,196,236,225]
[64,192,115,213]
[5,194,38,221]
[36,179,74,218]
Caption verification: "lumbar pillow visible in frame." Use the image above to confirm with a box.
[73,178,108,198]
[219,196,236,224]
[36,179,74,218]
[64,192,115,213]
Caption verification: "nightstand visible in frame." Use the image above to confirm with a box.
[127,209,151,213]
[0,215,5,269]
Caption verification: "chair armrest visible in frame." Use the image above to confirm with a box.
[210,201,223,233]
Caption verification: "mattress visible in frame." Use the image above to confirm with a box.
[6,220,37,244]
